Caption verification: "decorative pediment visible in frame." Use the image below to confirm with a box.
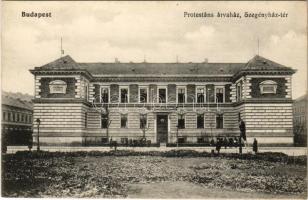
[49,80,67,94]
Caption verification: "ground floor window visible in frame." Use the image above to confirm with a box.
[178,114,185,129]
[216,114,223,129]
[140,114,147,129]
[197,114,204,129]
[121,114,128,128]
[101,113,108,128]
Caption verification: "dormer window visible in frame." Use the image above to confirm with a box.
[49,80,67,94]
[259,80,277,94]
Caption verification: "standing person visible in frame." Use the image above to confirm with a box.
[239,119,247,144]
[216,138,221,154]
[253,138,258,154]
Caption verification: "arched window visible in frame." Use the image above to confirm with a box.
[259,80,277,94]
[49,80,67,94]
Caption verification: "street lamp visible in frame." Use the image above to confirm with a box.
[36,118,41,151]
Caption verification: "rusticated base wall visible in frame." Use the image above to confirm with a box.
[32,103,294,146]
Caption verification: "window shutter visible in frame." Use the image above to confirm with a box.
[94,84,100,103]
[168,84,176,103]
[110,84,119,103]
[129,84,138,103]
[206,84,215,102]
[187,84,196,103]
[225,84,231,102]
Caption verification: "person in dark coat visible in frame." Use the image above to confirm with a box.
[253,138,258,154]
[239,119,247,148]
[216,138,221,154]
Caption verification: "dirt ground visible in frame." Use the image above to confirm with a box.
[2,152,307,198]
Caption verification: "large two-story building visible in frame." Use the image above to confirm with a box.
[30,55,295,146]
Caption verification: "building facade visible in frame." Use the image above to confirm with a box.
[293,94,307,146]
[2,93,33,146]
[30,55,295,146]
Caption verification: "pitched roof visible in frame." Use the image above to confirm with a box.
[243,55,294,72]
[32,55,295,76]
[2,93,33,110]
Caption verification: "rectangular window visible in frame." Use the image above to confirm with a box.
[197,87,205,103]
[21,114,24,122]
[140,114,147,129]
[8,113,11,122]
[120,88,128,103]
[216,87,224,103]
[17,113,20,122]
[2,112,6,121]
[177,87,186,103]
[101,113,108,128]
[29,115,32,123]
[237,83,242,101]
[139,88,148,103]
[101,87,109,103]
[216,114,223,129]
[121,114,128,128]
[25,115,28,123]
[85,85,89,101]
[178,114,185,129]
[85,112,88,128]
[197,114,204,129]
[158,88,166,103]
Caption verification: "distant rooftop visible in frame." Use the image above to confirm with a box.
[2,91,33,110]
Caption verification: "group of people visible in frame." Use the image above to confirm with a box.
[214,119,258,154]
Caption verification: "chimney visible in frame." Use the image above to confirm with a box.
[203,58,208,63]
[115,58,120,63]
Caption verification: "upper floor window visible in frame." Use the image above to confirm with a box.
[177,87,186,103]
[215,87,224,103]
[139,87,148,103]
[197,113,204,129]
[196,87,205,103]
[101,87,109,103]
[120,87,129,103]
[236,82,242,101]
[259,80,277,94]
[49,80,67,94]
[8,112,11,122]
[158,87,167,103]
[2,112,6,121]
[178,114,185,129]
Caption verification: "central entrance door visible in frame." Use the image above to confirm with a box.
[157,114,168,143]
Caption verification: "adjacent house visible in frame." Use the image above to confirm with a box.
[293,94,307,146]
[30,55,295,146]
[2,92,33,146]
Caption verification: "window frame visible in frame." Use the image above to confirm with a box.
[216,113,224,129]
[176,86,187,104]
[101,113,109,129]
[140,114,147,129]
[215,86,225,103]
[177,114,185,129]
[259,80,278,94]
[196,86,206,103]
[100,86,110,103]
[197,113,205,129]
[119,86,129,103]
[120,114,128,128]
[157,86,168,103]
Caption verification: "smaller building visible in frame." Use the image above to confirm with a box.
[2,92,33,147]
[293,94,307,146]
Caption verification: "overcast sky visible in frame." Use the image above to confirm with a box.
[2,1,307,98]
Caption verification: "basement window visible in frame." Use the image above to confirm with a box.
[259,80,277,94]
[49,80,67,94]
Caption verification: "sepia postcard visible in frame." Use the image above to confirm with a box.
[1,1,307,199]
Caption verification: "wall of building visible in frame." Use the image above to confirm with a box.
[236,103,293,145]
